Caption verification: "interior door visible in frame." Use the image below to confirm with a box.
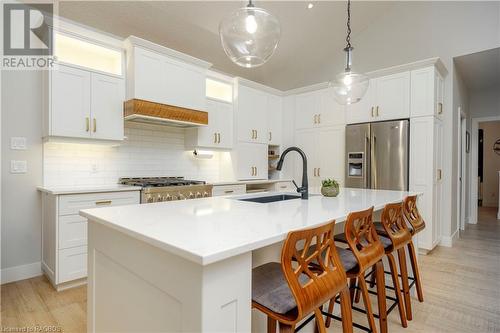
[51,64,91,138]
[371,120,409,190]
[90,73,125,141]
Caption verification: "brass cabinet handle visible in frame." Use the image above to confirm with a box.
[93,118,97,132]
[95,200,112,205]
[255,166,257,176]
[251,130,256,139]
[318,168,320,177]
[313,114,317,124]
[269,131,272,141]
[313,168,317,177]
[371,107,374,117]
[318,114,321,124]
[251,167,254,176]
[255,130,258,140]
[280,185,287,189]
[217,133,221,143]
[437,102,443,114]
[224,190,234,194]
[86,117,90,132]
[438,169,442,180]
[214,133,217,143]
[376,106,379,117]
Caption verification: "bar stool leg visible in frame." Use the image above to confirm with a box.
[398,248,413,320]
[359,274,378,333]
[314,308,327,333]
[375,261,388,333]
[324,296,335,328]
[267,317,277,333]
[387,253,408,328]
[339,287,354,333]
[278,322,294,333]
[407,241,424,302]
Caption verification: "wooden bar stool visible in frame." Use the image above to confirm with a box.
[325,207,388,333]
[402,195,425,303]
[252,220,353,333]
[373,202,413,325]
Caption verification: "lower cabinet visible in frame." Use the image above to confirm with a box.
[212,184,246,196]
[41,190,140,290]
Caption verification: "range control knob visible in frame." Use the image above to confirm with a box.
[203,191,210,197]
[178,193,186,200]
[188,192,195,199]
[147,195,154,203]
[165,194,172,201]
[195,192,202,198]
[157,194,162,202]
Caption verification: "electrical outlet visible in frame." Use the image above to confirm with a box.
[10,160,27,173]
[10,137,27,150]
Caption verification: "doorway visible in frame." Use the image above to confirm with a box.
[471,118,500,224]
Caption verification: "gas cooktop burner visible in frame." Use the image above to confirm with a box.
[119,177,206,188]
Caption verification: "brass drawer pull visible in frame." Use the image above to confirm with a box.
[437,102,443,114]
[224,190,234,194]
[214,133,217,143]
[86,117,90,132]
[93,118,97,132]
[95,200,112,205]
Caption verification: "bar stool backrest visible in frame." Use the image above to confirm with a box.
[381,203,412,249]
[403,195,426,234]
[344,206,384,271]
[281,220,347,322]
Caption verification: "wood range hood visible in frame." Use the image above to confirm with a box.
[124,99,208,127]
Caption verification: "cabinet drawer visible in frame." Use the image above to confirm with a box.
[58,191,140,216]
[58,246,87,283]
[59,215,87,249]
[274,182,295,192]
[212,184,246,196]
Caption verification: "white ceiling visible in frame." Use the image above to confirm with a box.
[57,1,396,91]
[454,47,500,92]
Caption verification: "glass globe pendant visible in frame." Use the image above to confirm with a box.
[219,0,280,68]
[332,0,369,105]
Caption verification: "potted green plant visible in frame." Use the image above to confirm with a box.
[321,178,340,197]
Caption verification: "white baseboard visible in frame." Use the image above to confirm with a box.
[439,229,459,247]
[1,262,42,284]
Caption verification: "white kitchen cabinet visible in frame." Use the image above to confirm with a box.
[410,66,444,119]
[91,73,125,140]
[235,143,268,180]
[46,64,125,141]
[346,72,410,124]
[127,44,207,112]
[50,65,91,138]
[41,190,140,290]
[295,88,345,129]
[409,116,443,251]
[294,126,345,187]
[212,184,247,196]
[267,94,282,145]
[236,84,268,144]
[185,99,233,149]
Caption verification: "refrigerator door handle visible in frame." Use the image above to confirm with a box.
[371,135,377,189]
[365,135,370,188]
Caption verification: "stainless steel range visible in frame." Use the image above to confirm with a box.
[119,177,213,203]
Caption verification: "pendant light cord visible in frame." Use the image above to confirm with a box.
[345,0,352,49]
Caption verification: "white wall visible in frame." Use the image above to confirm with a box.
[470,86,500,118]
[1,71,44,271]
[44,122,223,186]
[348,1,500,239]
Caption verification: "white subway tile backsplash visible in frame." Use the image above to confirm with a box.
[43,123,224,186]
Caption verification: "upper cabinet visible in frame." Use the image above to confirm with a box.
[346,72,410,124]
[125,36,211,112]
[267,94,282,145]
[295,88,345,130]
[410,66,444,119]
[235,83,268,144]
[46,64,124,141]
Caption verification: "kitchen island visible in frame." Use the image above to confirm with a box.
[80,188,419,333]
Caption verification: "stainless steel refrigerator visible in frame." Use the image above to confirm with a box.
[345,120,409,191]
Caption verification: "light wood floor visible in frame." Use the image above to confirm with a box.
[1,207,499,332]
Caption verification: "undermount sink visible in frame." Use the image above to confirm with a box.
[237,194,302,203]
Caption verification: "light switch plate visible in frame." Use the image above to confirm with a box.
[11,137,27,150]
[10,160,28,174]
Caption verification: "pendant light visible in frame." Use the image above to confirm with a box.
[332,0,369,105]
[219,0,280,68]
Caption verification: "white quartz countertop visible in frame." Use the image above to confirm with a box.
[210,179,293,186]
[37,184,141,195]
[80,188,419,266]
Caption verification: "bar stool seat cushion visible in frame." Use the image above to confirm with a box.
[336,247,358,272]
[252,262,307,314]
[335,232,392,249]
[374,221,414,233]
